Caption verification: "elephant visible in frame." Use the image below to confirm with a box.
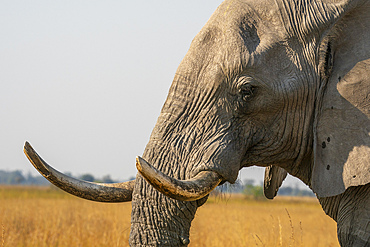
[24,0,369,246]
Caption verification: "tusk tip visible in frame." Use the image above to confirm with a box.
[135,156,143,172]
[23,141,35,159]
[136,156,152,175]
[23,141,51,177]
[24,142,37,160]
[24,141,32,153]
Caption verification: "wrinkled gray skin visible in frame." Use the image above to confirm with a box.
[130,0,370,246]
[24,0,369,246]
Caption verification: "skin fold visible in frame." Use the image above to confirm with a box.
[24,0,369,246]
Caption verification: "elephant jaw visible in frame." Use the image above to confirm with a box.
[136,156,223,201]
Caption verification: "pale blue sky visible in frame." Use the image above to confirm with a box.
[0,1,307,188]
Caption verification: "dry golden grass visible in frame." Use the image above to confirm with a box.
[0,186,131,247]
[190,194,339,246]
[0,186,339,246]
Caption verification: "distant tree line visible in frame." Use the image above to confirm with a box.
[215,179,314,198]
[0,170,49,185]
[0,170,121,185]
[2,170,314,197]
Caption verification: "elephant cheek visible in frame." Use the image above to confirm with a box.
[192,141,242,184]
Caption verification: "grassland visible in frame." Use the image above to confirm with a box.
[0,186,339,246]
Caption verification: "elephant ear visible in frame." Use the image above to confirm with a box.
[312,59,370,197]
[311,1,370,198]
[311,59,370,197]
[311,1,370,199]
[263,165,287,199]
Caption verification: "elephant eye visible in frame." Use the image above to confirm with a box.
[239,83,255,101]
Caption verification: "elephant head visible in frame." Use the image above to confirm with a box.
[24,0,369,246]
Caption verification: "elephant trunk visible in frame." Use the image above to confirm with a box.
[129,142,200,246]
[129,76,217,244]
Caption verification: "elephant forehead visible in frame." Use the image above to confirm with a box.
[213,0,280,25]
[209,0,283,38]
[188,0,286,72]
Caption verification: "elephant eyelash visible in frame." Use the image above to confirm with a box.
[239,83,256,101]
[319,40,333,79]
[324,42,333,73]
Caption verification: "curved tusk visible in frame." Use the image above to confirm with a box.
[23,141,134,202]
[136,156,222,201]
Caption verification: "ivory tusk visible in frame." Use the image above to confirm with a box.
[23,141,134,202]
[136,156,222,201]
